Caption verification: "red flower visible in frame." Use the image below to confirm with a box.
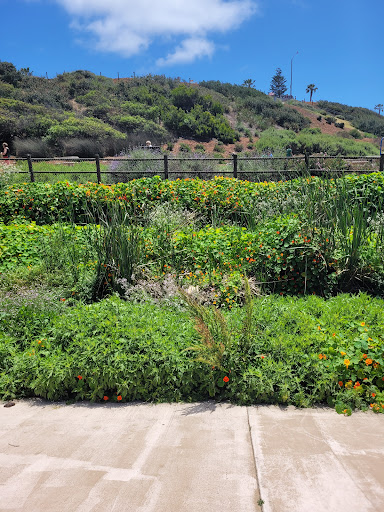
[77,375,83,380]
[117,395,122,401]
[223,376,229,383]
[103,396,109,401]
[338,381,343,387]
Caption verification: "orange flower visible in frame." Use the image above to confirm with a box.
[77,375,83,380]
[372,393,376,398]
[361,322,365,326]
[365,358,373,365]
[340,351,346,356]
[117,395,122,401]
[332,333,336,337]
[223,376,229,383]
[338,381,343,387]
[318,354,323,359]
[344,359,351,368]
[103,396,109,401]
[362,354,367,359]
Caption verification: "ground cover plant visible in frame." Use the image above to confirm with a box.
[0,293,383,415]
[0,171,383,414]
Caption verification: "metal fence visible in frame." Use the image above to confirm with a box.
[3,153,384,185]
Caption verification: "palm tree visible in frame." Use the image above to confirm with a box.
[374,104,383,115]
[242,78,255,88]
[306,84,318,104]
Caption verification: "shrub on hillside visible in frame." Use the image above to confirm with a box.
[350,128,363,139]
[179,142,191,152]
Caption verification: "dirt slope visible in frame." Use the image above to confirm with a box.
[287,103,377,144]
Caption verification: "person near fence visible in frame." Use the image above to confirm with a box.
[145,140,153,148]
[1,142,10,163]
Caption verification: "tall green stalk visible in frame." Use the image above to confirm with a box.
[87,202,143,300]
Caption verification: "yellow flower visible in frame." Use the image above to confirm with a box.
[361,322,365,326]
[340,351,346,356]
[344,359,351,368]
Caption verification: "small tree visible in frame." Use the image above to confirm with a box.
[270,68,287,98]
[374,104,383,115]
[0,61,22,87]
[242,78,255,88]
[306,84,318,103]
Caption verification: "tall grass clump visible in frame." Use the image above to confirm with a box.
[85,202,144,300]
[290,171,384,292]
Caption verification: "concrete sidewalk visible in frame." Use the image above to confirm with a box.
[0,400,383,512]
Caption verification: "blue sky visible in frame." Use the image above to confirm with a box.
[2,0,382,111]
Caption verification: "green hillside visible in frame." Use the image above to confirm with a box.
[316,100,384,138]
[0,61,380,157]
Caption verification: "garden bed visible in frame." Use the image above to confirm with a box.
[1,172,383,414]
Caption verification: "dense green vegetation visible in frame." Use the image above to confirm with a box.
[1,61,383,413]
[0,292,383,414]
[317,100,384,138]
[255,127,378,156]
[0,171,384,413]
[3,60,380,160]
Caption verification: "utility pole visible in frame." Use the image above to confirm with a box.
[290,51,298,97]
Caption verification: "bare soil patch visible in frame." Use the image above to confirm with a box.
[286,104,377,145]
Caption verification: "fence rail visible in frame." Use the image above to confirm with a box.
[3,153,384,185]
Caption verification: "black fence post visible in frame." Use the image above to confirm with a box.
[380,154,384,172]
[305,152,310,173]
[95,154,101,184]
[164,154,169,180]
[27,154,35,183]
[232,153,238,179]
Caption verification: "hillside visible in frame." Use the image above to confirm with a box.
[0,61,382,158]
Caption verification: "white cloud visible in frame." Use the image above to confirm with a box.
[157,38,215,66]
[55,0,258,63]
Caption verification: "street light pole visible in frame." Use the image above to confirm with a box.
[290,51,298,98]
